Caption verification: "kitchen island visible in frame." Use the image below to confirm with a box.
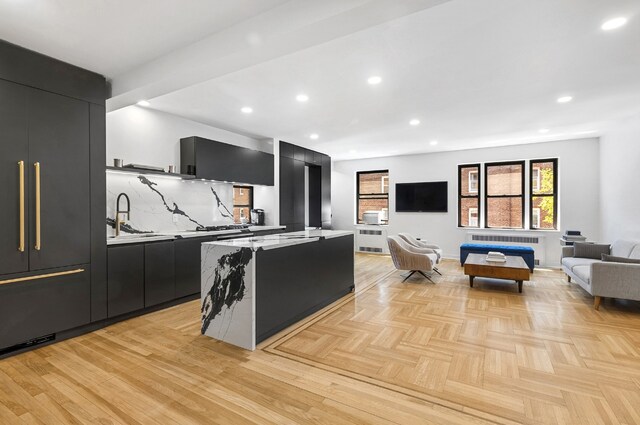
[200,230,354,350]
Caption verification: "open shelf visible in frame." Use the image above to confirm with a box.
[106,166,195,180]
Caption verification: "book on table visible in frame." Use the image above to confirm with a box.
[486,251,507,263]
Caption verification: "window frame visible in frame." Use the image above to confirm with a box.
[458,163,481,228]
[233,185,253,223]
[484,160,525,229]
[529,158,558,230]
[356,170,389,224]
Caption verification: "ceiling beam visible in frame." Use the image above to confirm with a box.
[107,0,450,111]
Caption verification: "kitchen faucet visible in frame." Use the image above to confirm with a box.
[115,193,131,237]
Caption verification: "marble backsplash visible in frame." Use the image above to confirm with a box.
[106,172,234,236]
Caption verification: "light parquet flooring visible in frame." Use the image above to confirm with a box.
[268,255,640,425]
[1,254,640,424]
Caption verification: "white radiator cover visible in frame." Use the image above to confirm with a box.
[355,225,389,254]
[466,233,546,266]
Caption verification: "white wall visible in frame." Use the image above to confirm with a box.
[332,138,601,267]
[600,113,640,242]
[107,106,278,225]
[106,105,271,168]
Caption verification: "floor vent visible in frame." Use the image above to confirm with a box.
[471,234,539,244]
[359,229,383,236]
[359,246,383,253]
[0,334,55,356]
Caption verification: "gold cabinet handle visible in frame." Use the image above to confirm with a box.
[0,268,85,286]
[34,162,41,251]
[18,161,25,252]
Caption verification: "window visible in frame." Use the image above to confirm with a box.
[468,207,479,227]
[468,170,478,193]
[458,164,481,227]
[357,170,389,224]
[530,159,558,230]
[233,185,253,224]
[532,168,541,192]
[485,161,524,229]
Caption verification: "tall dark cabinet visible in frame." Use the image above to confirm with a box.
[279,141,331,232]
[0,40,107,354]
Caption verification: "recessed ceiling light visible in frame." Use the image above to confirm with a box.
[367,76,382,85]
[137,100,150,107]
[602,17,628,31]
[296,94,309,102]
[349,149,357,154]
[430,140,438,146]
[539,128,550,134]
[409,119,420,126]
[241,106,253,114]
[557,96,573,103]
[310,133,319,140]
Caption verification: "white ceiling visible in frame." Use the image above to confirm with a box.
[1,0,639,160]
[147,0,640,160]
[0,0,289,76]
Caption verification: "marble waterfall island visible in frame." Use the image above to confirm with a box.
[200,230,354,350]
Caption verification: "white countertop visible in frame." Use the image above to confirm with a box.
[107,226,286,245]
[204,230,353,251]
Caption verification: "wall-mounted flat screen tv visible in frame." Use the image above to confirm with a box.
[395,181,448,212]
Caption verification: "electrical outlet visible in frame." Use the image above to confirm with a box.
[173,214,178,223]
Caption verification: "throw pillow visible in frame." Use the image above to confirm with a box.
[573,242,610,259]
[601,254,640,264]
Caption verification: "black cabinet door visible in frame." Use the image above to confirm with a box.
[107,245,144,318]
[293,159,305,226]
[0,79,29,276]
[279,156,295,224]
[28,89,90,271]
[279,141,294,159]
[0,266,90,350]
[293,146,306,162]
[145,241,175,307]
[175,237,213,298]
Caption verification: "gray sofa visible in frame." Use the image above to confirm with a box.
[562,240,640,309]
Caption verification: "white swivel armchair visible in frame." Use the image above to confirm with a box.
[387,236,438,283]
[398,233,443,275]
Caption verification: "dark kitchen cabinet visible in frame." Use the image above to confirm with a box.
[107,245,144,318]
[293,146,306,162]
[280,142,294,159]
[28,89,91,271]
[0,84,91,274]
[0,266,90,351]
[181,136,274,185]
[0,79,29,276]
[279,142,331,231]
[175,236,214,298]
[0,40,106,356]
[145,241,175,307]
[279,156,295,224]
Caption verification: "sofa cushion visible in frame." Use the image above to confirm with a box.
[572,266,591,284]
[602,254,640,264]
[574,242,610,259]
[630,245,640,260]
[610,240,638,258]
[562,257,600,271]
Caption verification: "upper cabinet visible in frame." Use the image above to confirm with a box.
[180,136,274,186]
